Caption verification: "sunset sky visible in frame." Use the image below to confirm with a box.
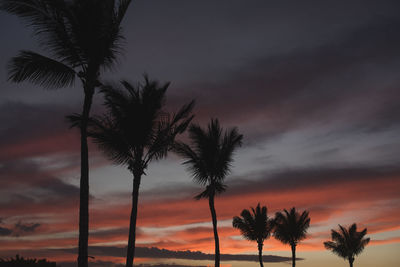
[1,1,400,267]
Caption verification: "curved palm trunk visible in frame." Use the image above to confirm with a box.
[78,87,94,267]
[208,194,220,267]
[291,244,296,267]
[126,172,142,267]
[258,242,264,267]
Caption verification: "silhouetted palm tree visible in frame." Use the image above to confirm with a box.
[273,207,310,267]
[324,223,370,267]
[1,1,132,266]
[233,203,273,267]
[174,119,243,267]
[86,77,194,267]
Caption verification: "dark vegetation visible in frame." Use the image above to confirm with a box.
[0,255,57,267]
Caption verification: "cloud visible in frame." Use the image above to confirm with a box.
[0,227,12,237]
[226,166,400,197]
[54,246,294,263]
[58,260,207,267]
[0,102,80,161]
[0,158,80,198]
[0,222,41,237]
[167,18,400,145]
[13,222,41,236]
[0,164,394,255]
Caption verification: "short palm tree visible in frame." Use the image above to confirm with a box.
[273,207,310,267]
[324,223,370,267]
[87,77,194,267]
[1,1,133,266]
[174,119,243,267]
[232,203,273,267]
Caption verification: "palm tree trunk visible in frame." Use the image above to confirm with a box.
[349,258,354,267]
[291,244,296,267]
[78,86,94,267]
[208,193,220,267]
[126,172,141,267]
[258,242,264,267]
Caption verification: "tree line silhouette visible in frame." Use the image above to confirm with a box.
[0,1,370,267]
[0,255,57,267]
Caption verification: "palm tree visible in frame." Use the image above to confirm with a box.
[174,119,243,267]
[86,77,194,267]
[1,1,133,266]
[324,223,370,267]
[232,203,273,267]
[273,207,310,267]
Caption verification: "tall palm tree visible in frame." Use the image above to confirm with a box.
[1,1,133,266]
[85,77,194,267]
[273,207,310,267]
[174,119,243,267]
[324,223,370,267]
[232,203,273,267]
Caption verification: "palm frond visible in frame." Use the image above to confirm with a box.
[0,0,84,66]
[117,0,132,24]
[174,141,209,185]
[145,99,195,163]
[88,115,133,166]
[194,182,226,200]
[8,50,76,88]
[66,112,82,129]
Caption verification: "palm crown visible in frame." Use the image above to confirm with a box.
[273,207,310,246]
[1,0,131,88]
[233,203,272,243]
[174,119,243,199]
[88,77,195,171]
[324,224,370,263]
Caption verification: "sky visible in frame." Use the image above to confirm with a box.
[1,0,400,266]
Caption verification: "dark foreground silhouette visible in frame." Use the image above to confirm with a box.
[0,255,56,267]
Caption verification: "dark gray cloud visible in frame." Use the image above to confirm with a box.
[59,260,206,267]
[226,165,400,197]
[0,222,40,237]
[169,18,400,142]
[53,246,294,263]
[138,165,400,204]
[116,0,400,84]
[14,222,40,234]
[0,227,12,236]
[0,102,74,147]
[0,158,81,219]
[0,158,79,197]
